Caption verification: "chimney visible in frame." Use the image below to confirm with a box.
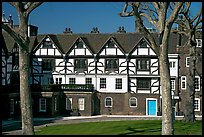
[64,27,73,34]
[117,26,126,33]
[2,11,8,23]
[91,27,100,33]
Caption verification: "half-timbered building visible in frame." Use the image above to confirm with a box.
[2,14,202,119]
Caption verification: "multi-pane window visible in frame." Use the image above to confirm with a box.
[186,57,190,67]
[115,78,122,89]
[100,78,106,89]
[170,80,175,90]
[10,99,14,115]
[105,59,118,70]
[12,52,19,69]
[181,76,186,90]
[195,76,200,91]
[169,61,176,69]
[78,98,85,110]
[137,59,150,70]
[129,97,137,107]
[42,59,54,71]
[39,98,46,112]
[137,78,150,89]
[69,78,76,84]
[66,97,72,110]
[74,59,87,70]
[196,39,202,47]
[194,98,200,111]
[105,97,112,107]
[56,78,62,84]
[86,78,92,84]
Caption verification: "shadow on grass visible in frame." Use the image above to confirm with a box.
[120,127,161,135]
[2,119,57,132]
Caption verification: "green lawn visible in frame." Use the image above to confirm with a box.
[35,120,202,135]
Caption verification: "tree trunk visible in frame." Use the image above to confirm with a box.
[184,36,196,122]
[19,46,34,135]
[160,44,173,135]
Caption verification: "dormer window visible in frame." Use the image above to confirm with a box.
[76,41,84,48]
[105,59,118,71]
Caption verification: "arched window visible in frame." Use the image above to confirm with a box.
[129,97,137,107]
[105,97,112,107]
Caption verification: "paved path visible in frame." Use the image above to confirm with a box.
[2,115,202,135]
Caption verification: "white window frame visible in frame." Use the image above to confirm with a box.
[186,57,190,67]
[105,97,113,107]
[39,98,46,112]
[194,98,200,111]
[78,98,85,111]
[196,39,202,47]
[129,97,137,107]
[55,77,62,84]
[195,76,200,91]
[169,61,176,69]
[66,97,72,110]
[170,80,175,90]
[181,76,186,90]
[115,78,122,89]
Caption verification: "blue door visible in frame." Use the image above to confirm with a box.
[147,100,156,115]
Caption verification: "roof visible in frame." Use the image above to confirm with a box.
[3,31,199,55]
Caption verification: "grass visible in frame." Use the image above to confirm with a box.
[35,120,202,135]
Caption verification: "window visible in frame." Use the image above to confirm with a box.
[66,97,72,110]
[129,97,137,107]
[100,78,106,89]
[56,78,62,84]
[42,59,54,71]
[105,97,112,107]
[196,39,202,47]
[195,76,200,91]
[74,59,87,71]
[42,40,52,48]
[139,41,147,48]
[86,78,92,84]
[169,61,176,69]
[137,78,150,89]
[107,40,115,48]
[181,76,186,90]
[186,57,190,67]
[194,98,200,111]
[115,78,122,89]
[78,98,85,110]
[170,80,175,90]
[39,98,46,112]
[10,99,14,115]
[69,78,76,84]
[76,41,83,48]
[105,59,118,70]
[137,59,150,70]
[48,77,54,84]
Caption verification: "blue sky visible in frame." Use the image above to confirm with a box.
[2,2,202,34]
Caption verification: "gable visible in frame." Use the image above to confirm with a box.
[130,37,157,56]
[67,37,93,56]
[99,37,125,56]
[33,35,63,56]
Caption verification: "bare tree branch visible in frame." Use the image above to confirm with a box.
[26,2,43,16]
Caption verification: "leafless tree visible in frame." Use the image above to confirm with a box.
[2,2,43,135]
[120,2,184,135]
[173,2,202,122]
